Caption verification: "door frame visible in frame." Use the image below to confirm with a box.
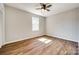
[0,3,5,48]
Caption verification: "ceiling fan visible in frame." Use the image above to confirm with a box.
[36,3,52,11]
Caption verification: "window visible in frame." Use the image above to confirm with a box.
[32,16,39,31]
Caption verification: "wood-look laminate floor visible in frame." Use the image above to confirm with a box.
[0,35,78,55]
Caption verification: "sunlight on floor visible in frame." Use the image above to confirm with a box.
[38,38,52,44]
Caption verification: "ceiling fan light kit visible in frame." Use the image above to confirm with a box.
[36,3,52,11]
[36,3,52,16]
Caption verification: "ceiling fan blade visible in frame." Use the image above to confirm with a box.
[46,9,50,11]
[47,5,52,8]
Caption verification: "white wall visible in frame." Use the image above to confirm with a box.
[4,5,79,45]
[0,10,3,47]
[77,8,79,42]
[0,3,5,47]
[5,6,45,44]
[46,8,79,42]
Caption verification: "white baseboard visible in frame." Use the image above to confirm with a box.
[2,34,78,46]
[0,45,2,48]
[46,34,78,42]
[4,35,45,45]
[4,38,26,45]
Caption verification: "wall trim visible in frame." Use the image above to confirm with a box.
[46,34,78,43]
[2,35,78,47]
[2,35,45,46]
[0,45,1,48]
